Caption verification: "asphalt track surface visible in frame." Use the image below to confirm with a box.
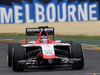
[0,43,100,75]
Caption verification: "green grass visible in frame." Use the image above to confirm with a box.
[55,35,100,40]
[0,33,100,40]
[0,33,25,37]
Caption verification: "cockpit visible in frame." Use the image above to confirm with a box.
[39,31,49,44]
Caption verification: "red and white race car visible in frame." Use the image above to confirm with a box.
[7,26,84,71]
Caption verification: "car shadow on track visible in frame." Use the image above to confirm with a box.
[16,67,85,72]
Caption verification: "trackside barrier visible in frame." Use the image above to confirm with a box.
[0,0,99,24]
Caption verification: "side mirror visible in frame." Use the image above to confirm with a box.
[29,41,35,44]
[55,40,61,43]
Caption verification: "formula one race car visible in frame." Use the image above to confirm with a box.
[7,26,84,71]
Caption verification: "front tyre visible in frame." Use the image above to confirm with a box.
[8,43,20,67]
[71,44,84,69]
[12,46,25,71]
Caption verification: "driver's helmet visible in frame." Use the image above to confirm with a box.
[40,35,49,43]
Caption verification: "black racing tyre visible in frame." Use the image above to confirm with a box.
[12,46,25,71]
[8,43,20,67]
[61,41,73,45]
[71,43,84,69]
